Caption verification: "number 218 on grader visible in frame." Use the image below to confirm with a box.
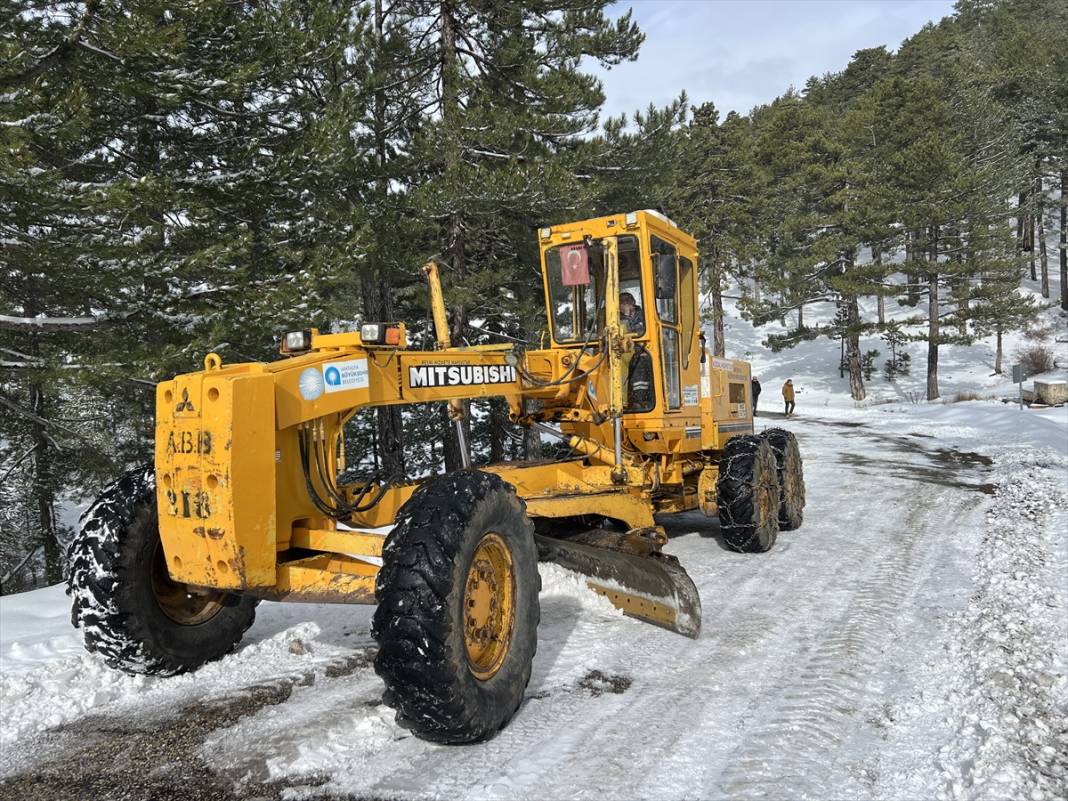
[68,210,806,744]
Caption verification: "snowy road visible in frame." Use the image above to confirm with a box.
[1,407,1065,801]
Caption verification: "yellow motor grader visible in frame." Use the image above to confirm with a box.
[68,210,805,744]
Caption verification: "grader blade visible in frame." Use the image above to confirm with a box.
[534,533,702,638]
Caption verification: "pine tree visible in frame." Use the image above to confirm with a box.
[667,102,759,357]
[1,1,380,587]
[398,1,642,468]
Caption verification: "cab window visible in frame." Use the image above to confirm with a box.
[545,243,602,342]
[651,235,681,408]
[679,255,695,368]
[651,236,678,324]
[617,236,645,336]
[545,235,642,343]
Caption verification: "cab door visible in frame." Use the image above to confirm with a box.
[650,233,701,438]
[650,235,682,411]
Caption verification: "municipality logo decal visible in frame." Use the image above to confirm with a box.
[299,367,325,400]
[322,359,369,393]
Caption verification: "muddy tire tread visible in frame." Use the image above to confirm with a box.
[762,427,806,530]
[67,465,256,676]
[717,435,781,553]
[372,470,540,744]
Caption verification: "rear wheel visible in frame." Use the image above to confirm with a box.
[372,470,540,744]
[716,435,781,552]
[762,428,805,530]
[67,465,257,676]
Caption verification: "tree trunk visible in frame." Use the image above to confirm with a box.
[1017,189,1026,254]
[994,323,1003,375]
[522,399,541,460]
[1038,196,1049,299]
[1028,175,1039,282]
[1060,168,1067,312]
[29,382,61,582]
[438,2,471,465]
[21,286,61,585]
[362,277,405,478]
[1029,215,1037,281]
[440,405,462,472]
[711,269,725,357]
[845,295,865,401]
[796,302,804,330]
[906,229,920,305]
[488,398,506,464]
[958,223,973,338]
[873,244,885,325]
[926,228,940,401]
[360,0,406,481]
[1018,188,1035,280]
[444,213,471,460]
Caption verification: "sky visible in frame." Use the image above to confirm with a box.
[590,0,957,121]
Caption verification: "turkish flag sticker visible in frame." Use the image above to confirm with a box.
[559,244,591,287]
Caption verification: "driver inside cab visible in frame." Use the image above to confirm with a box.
[619,292,644,335]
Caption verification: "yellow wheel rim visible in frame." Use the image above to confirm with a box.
[151,540,225,626]
[463,532,516,681]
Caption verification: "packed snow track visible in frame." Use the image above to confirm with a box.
[1,408,1065,801]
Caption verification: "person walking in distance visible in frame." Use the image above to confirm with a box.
[751,377,762,415]
[782,379,795,416]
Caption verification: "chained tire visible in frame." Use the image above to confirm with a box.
[716,435,782,553]
[372,470,541,744]
[67,465,257,676]
[762,428,805,530]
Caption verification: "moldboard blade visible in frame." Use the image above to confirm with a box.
[534,533,702,638]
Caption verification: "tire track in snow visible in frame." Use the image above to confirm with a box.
[369,422,918,798]
[522,424,981,801]
[370,423,876,799]
[713,487,976,800]
[366,534,798,799]
[514,425,876,799]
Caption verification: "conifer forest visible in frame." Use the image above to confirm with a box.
[2,0,1066,591]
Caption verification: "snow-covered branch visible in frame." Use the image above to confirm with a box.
[0,313,129,332]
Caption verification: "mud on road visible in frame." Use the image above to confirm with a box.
[0,654,373,801]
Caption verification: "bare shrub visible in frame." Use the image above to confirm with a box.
[948,391,983,403]
[1015,344,1055,377]
[1024,321,1057,341]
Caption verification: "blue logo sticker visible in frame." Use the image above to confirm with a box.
[324,366,342,386]
[299,367,325,400]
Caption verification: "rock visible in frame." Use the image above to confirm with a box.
[1033,381,1067,406]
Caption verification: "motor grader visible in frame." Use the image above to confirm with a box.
[68,210,805,744]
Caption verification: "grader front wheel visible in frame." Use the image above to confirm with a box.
[372,470,540,744]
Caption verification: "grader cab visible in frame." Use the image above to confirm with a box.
[68,210,805,744]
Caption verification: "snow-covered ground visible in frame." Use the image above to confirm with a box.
[727,274,1068,415]
[2,399,1065,801]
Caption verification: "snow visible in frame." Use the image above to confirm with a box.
[728,272,1068,416]
[2,401,1065,799]
[872,400,1068,455]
